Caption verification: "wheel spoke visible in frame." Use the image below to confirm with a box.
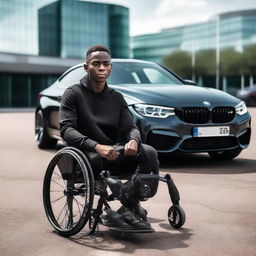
[73,197,85,208]
[53,171,63,179]
[51,179,66,190]
[35,130,42,141]
[53,170,67,187]
[73,197,82,218]
[57,201,68,222]
[60,204,69,228]
[51,194,66,204]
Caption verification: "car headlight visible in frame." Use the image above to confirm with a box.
[133,104,175,118]
[235,101,248,115]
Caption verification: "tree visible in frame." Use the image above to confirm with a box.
[220,48,243,76]
[195,49,216,76]
[162,50,192,78]
[242,43,256,75]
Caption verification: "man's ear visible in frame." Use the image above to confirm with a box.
[84,63,88,72]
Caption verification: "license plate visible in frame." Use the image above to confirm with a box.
[193,126,230,137]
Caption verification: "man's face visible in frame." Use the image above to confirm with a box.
[84,51,112,83]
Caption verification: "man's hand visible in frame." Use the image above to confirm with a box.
[94,144,118,160]
[124,139,138,156]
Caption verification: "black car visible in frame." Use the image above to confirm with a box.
[236,85,256,106]
[35,59,251,160]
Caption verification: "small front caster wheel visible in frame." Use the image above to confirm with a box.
[168,205,186,229]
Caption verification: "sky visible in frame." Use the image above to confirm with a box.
[82,0,256,36]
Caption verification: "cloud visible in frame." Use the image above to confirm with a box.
[156,0,207,15]
[131,13,209,36]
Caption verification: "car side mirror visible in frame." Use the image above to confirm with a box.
[184,79,196,85]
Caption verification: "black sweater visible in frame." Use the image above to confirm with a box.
[59,75,141,151]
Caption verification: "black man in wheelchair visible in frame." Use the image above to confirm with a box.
[59,45,159,232]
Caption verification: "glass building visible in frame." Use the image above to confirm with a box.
[0,0,37,55]
[133,28,183,64]
[133,9,256,64]
[0,0,130,108]
[0,0,53,55]
[0,52,81,108]
[39,0,130,58]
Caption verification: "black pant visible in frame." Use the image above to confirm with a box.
[82,143,159,197]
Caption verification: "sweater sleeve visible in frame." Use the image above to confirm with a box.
[59,87,98,151]
[118,95,141,144]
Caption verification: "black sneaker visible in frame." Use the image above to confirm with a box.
[101,209,132,230]
[118,204,148,221]
[120,210,154,232]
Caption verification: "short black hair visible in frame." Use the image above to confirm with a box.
[86,45,111,59]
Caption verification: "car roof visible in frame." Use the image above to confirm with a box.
[71,58,155,68]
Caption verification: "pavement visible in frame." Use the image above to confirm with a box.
[0,109,256,256]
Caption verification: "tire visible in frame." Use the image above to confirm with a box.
[208,148,242,161]
[35,110,58,149]
[168,205,186,229]
[43,147,95,237]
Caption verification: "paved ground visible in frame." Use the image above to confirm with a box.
[0,109,255,256]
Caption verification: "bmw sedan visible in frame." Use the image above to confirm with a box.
[35,59,251,160]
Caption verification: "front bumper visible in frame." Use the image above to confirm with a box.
[130,107,251,153]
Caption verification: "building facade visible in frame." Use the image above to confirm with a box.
[39,0,130,58]
[0,0,130,108]
[0,0,130,58]
[0,0,37,55]
[133,9,256,64]
[0,52,82,108]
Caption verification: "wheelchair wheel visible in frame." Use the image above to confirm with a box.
[168,205,186,229]
[43,147,95,237]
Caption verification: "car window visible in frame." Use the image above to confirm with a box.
[108,62,183,85]
[57,62,184,89]
[131,72,141,83]
[58,66,84,88]
[143,68,173,84]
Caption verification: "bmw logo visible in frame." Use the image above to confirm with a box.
[203,101,211,107]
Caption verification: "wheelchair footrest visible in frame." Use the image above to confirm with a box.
[109,227,155,233]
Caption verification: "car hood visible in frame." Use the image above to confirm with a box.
[110,84,241,107]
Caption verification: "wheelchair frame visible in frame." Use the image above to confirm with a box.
[43,146,186,237]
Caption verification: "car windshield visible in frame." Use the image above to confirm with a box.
[108,62,183,85]
[58,61,184,89]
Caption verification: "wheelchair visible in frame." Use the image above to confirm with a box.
[43,146,186,237]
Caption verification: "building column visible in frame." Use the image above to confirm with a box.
[241,75,245,90]
[7,75,12,107]
[27,76,32,107]
[249,75,254,87]
[222,76,227,92]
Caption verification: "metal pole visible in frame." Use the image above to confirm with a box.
[192,47,195,82]
[216,16,220,90]
[191,26,196,82]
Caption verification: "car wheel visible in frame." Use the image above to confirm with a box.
[35,110,58,149]
[208,148,242,161]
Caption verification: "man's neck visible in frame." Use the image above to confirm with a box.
[90,80,106,93]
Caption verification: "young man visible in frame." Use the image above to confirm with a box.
[59,45,159,231]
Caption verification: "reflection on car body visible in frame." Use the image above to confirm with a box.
[35,59,251,161]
